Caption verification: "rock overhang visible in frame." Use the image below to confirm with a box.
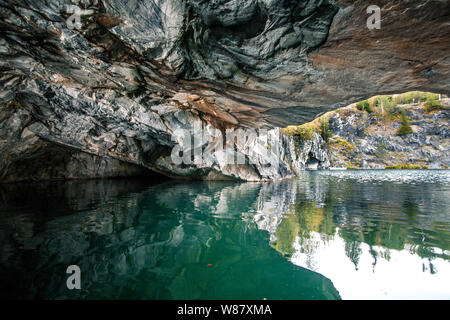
[1,0,449,128]
[0,0,449,181]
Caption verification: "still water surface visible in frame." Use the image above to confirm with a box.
[0,170,449,299]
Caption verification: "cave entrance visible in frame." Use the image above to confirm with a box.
[305,153,321,170]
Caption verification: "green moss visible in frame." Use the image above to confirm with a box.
[298,126,316,141]
[385,164,427,170]
[393,91,439,105]
[369,92,443,121]
[424,100,443,113]
[280,126,298,136]
[280,124,318,141]
[330,137,356,153]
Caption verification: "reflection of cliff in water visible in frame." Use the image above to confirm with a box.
[0,179,340,300]
[1,171,448,300]
[254,170,450,299]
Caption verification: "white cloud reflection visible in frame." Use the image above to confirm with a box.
[290,229,450,300]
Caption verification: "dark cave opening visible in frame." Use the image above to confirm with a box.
[305,153,320,170]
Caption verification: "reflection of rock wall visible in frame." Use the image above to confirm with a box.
[0,179,340,299]
[253,172,331,242]
[254,181,297,241]
[253,171,450,263]
[251,171,450,299]
[3,171,447,299]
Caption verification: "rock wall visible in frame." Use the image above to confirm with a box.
[0,82,330,182]
[0,103,155,182]
[326,103,449,169]
[0,0,448,181]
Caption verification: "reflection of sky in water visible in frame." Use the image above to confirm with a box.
[291,229,450,299]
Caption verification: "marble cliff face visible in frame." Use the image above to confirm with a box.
[0,0,449,181]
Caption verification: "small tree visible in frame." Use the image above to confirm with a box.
[375,138,388,158]
[356,100,373,113]
[319,117,332,142]
[397,109,413,136]
[361,111,369,136]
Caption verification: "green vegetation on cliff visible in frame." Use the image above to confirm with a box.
[280,124,317,141]
[356,100,373,113]
[280,115,331,143]
[393,91,439,105]
[285,91,449,170]
[424,100,443,112]
[385,164,428,169]
[397,109,413,136]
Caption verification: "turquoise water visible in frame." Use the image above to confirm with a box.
[0,170,449,299]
